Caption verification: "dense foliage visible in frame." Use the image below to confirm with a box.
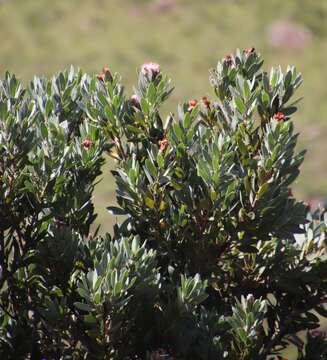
[1,50,327,359]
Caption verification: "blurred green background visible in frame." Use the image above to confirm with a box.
[1,0,326,236]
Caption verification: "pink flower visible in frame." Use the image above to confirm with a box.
[141,62,160,80]
[97,73,105,82]
[82,139,93,149]
[274,111,285,122]
[159,138,169,152]
[244,47,256,54]
[188,99,198,112]
[130,94,140,108]
[97,67,112,82]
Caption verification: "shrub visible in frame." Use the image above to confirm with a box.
[1,50,327,359]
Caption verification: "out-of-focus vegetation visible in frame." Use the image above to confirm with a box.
[0,0,326,234]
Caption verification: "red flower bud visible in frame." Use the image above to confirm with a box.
[274,111,285,122]
[97,67,112,82]
[141,62,160,80]
[244,47,256,54]
[201,96,210,107]
[159,138,168,152]
[223,54,233,66]
[188,99,198,112]
[97,73,105,82]
[82,139,93,149]
[159,219,166,230]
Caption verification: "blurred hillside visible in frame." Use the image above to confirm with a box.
[1,0,327,234]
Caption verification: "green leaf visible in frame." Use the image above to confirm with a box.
[159,200,166,211]
[45,99,53,118]
[175,166,184,179]
[284,69,292,88]
[261,91,270,107]
[197,159,211,185]
[140,98,150,115]
[0,101,7,118]
[173,123,184,140]
[171,180,183,191]
[243,176,251,193]
[98,92,109,107]
[209,190,216,201]
[234,97,246,114]
[104,105,115,123]
[257,183,269,200]
[183,112,192,129]
[147,82,156,105]
[126,125,143,136]
[157,153,164,168]
[145,159,157,179]
[243,80,250,100]
[77,287,90,300]
[270,68,278,88]
[84,314,97,324]
[145,197,155,209]
[74,302,93,312]
[113,280,123,297]
[40,122,48,139]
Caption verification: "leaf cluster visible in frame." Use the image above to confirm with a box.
[1,50,327,359]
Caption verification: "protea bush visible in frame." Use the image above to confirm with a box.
[1,49,327,359]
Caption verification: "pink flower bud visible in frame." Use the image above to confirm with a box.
[97,73,105,82]
[244,47,256,54]
[97,67,112,82]
[274,111,285,122]
[82,139,93,149]
[159,138,168,152]
[141,62,160,80]
[130,94,140,108]
[188,99,198,112]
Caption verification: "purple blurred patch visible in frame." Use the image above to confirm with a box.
[308,198,323,212]
[267,21,312,51]
[148,0,177,15]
